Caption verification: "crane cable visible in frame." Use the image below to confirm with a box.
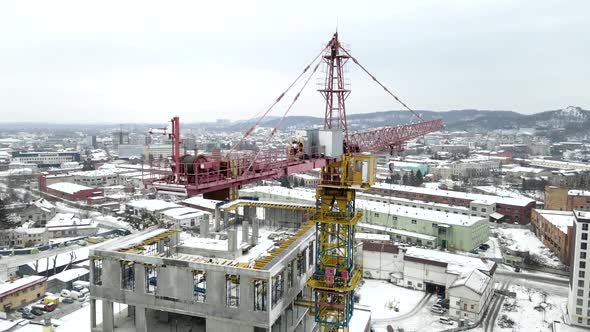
[338,46,424,122]
[244,57,323,175]
[228,41,334,155]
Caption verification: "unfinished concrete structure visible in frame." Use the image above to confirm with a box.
[89,201,318,332]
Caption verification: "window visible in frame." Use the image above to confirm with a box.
[583,224,588,231]
[374,213,379,217]
[481,208,487,212]
[392,216,397,221]
[578,298,584,306]
[432,223,438,228]
[193,271,206,303]
[92,259,103,286]
[271,272,284,308]
[471,304,475,310]
[407,281,412,286]
[584,233,589,241]
[417,283,422,288]
[309,243,314,268]
[121,261,135,291]
[145,266,156,294]
[577,308,583,315]
[297,253,306,275]
[581,261,586,269]
[578,289,584,297]
[580,271,586,278]
[578,280,585,288]
[471,207,476,211]
[411,220,417,224]
[456,301,461,305]
[582,243,587,250]
[226,274,240,308]
[582,252,587,260]
[253,279,267,311]
[286,261,294,289]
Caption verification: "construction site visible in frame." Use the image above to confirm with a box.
[89,32,444,332]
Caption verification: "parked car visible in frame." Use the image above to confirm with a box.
[478,244,489,251]
[21,311,35,320]
[432,304,445,311]
[514,266,521,272]
[31,308,44,316]
[42,303,56,312]
[439,317,454,325]
[17,307,30,313]
[469,249,480,254]
[60,289,71,298]
[62,298,74,304]
[431,308,445,314]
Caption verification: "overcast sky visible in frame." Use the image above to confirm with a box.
[0,0,588,124]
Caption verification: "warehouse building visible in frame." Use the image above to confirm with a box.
[369,183,536,224]
[240,186,489,251]
[530,209,574,265]
[0,276,48,312]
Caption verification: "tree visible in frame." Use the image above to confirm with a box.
[278,176,291,188]
[0,199,7,230]
[415,170,424,186]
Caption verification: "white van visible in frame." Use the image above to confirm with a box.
[68,290,81,300]
[78,288,89,296]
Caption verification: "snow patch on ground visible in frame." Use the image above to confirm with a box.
[495,227,564,268]
[496,284,567,331]
[357,279,424,319]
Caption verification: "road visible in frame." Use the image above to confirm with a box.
[495,269,569,287]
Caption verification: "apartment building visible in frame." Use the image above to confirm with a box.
[567,211,590,327]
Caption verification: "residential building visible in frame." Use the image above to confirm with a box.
[530,210,575,266]
[0,228,48,248]
[20,198,56,225]
[0,276,48,311]
[567,211,590,327]
[45,213,98,238]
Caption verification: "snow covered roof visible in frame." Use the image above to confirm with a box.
[450,269,491,295]
[32,198,55,212]
[355,232,390,242]
[358,223,437,241]
[404,247,496,274]
[47,213,93,228]
[0,276,47,297]
[536,210,574,233]
[372,183,535,207]
[127,199,182,212]
[47,182,93,194]
[182,196,222,211]
[162,207,208,219]
[569,190,590,197]
[48,268,89,283]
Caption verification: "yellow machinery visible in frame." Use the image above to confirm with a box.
[307,154,375,331]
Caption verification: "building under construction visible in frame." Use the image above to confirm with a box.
[89,201,371,331]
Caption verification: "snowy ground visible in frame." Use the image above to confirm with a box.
[495,227,565,268]
[493,284,567,331]
[357,279,425,319]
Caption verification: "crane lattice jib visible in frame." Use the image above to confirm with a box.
[348,119,444,152]
[307,155,374,331]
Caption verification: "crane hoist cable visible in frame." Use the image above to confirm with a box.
[244,58,323,175]
[338,46,424,122]
[228,41,335,154]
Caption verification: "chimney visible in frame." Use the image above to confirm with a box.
[227,229,237,252]
[242,221,249,244]
[251,218,259,246]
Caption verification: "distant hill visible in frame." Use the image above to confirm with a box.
[212,106,590,134]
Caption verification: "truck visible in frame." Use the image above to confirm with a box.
[42,295,59,306]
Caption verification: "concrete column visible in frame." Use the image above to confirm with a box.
[135,264,146,295]
[228,229,237,252]
[223,210,229,229]
[102,300,114,332]
[251,219,259,246]
[135,306,147,332]
[242,221,249,244]
[214,208,221,231]
[200,218,209,237]
[90,298,97,329]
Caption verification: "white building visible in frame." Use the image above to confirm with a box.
[161,207,211,228]
[448,269,494,321]
[46,213,98,238]
[72,169,120,187]
[567,211,590,327]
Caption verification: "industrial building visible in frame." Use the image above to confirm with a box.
[44,182,104,204]
[545,186,590,212]
[89,201,345,332]
[240,186,489,251]
[11,151,80,168]
[369,183,536,224]
[530,209,575,265]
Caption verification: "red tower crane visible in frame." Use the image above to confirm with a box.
[148,33,444,199]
